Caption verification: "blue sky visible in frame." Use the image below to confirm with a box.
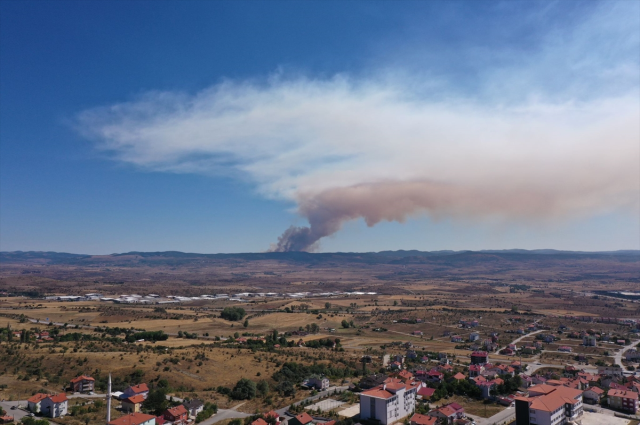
[1,0,638,254]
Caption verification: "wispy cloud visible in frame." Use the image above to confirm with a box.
[76,1,640,251]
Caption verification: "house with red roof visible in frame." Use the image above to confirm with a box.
[452,372,466,381]
[123,383,150,400]
[69,375,95,393]
[287,412,314,425]
[27,393,48,413]
[163,405,188,425]
[417,387,435,400]
[428,403,465,424]
[583,386,604,404]
[41,393,68,418]
[409,413,437,425]
[108,412,156,425]
[122,394,146,413]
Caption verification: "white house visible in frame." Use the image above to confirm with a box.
[41,394,68,418]
[515,385,583,425]
[359,381,420,425]
[183,399,204,418]
[307,375,330,390]
[27,393,48,413]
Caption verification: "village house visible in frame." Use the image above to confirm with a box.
[163,405,188,425]
[122,384,150,400]
[416,387,435,400]
[69,375,95,393]
[409,413,437,425]
[607,389,638,413]
[27,393,48,413]
[41,394,68,418]
[122,395,145,413]
[307,375,330,390]
[288,412,314,425]
[108,412,156,425]
[469,332,480,342]
[450,335,463,343]
[582,387,604,404]
[428,403,465,424]
[182,399,204,418]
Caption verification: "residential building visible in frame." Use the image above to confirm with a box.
[69,375,95,393]
[428,403,465,424]
[123,384,150,400]
[625,349,640,362]
[288,412,314,425]
[470,351,489,365]
[582,387,604,404]
[27,393,48,413]
[163,405,188,425]
[607,389,638,413]
[108,412,156,425]
[359,380,420,425]
[41,394,68,418]
[583,335,597,347]
[122,395,145,413]
[307,375,330,390]
[469,332,480,342]
[557,346,572,352]
[409,413,437,425]
[182,399,204,418]
[514,385,583,425]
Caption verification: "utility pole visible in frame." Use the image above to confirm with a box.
[106,373,111,424]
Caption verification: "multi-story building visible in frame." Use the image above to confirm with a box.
[515,385,583,425]
[470,351,489,365]
[69,375,95,393]
[41,394,69,418]
[582,335,597,347]
[607,389,638,414]
[360,380,420,424]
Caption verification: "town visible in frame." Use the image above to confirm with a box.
[2,281,640,425]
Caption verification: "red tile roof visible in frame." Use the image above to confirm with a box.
[410,413,437,425]
[128,383,149,393]
[47,394,68,403]
[70,375,95,383]
[166,405,187,417]
[608,389,639,400]
[294,412,313,425]
[109,413,156,425]
[361,387,394,399]
[417,387,435,397]
[124,395,146,404]
[251,419,268,425]
[27,393,49,403]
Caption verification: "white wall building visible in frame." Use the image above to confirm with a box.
[360,381,420,425]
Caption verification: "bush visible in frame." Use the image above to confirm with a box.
[221,307,247,321]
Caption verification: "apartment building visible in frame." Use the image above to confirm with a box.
[515,385,583,425]
[359,380,421,424]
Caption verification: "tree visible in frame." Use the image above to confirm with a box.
[341,320,350,329]
[231,378,257,400]
[276,380,296,397]
[230,420,243,425]
[257,380,269,397]
[243,319,249,328]
[325,302,331,310]
[221,307,246,321]
[142,388,168,415]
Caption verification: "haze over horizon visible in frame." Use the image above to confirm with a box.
[1,1,639,254]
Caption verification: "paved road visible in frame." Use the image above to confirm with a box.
[493,330,544,354]
[614,338,640,369]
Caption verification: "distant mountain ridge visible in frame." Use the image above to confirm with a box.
[1,248,638,266]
